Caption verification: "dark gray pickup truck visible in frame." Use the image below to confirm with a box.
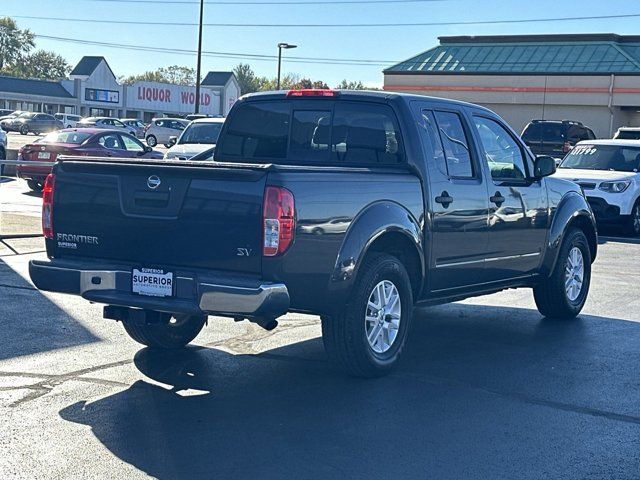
[30,90,597,377]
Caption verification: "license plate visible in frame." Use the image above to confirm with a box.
[132,268,174,297]
[37,152,51,159]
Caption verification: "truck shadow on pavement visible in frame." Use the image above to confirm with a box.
[0,258,99,360]
[59,304,640,480]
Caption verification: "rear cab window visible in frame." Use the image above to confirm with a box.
[216,99,405,166]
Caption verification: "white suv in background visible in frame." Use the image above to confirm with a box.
[54,113,82,128]
[164,117,225,160]
[554,139,640,236]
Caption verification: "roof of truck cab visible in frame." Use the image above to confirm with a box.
[240,89,495,113]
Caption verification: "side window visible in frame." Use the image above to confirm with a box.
[419,109,448,177]
[120,134,144,152]
[98,133,123,150]
[289,110,331,162]
[433,111,474,178]
[474,116,527,181]
[113,120,125,128]
[330,103,403,164]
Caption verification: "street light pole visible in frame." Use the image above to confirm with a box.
[276,43,297,90]
[194,0,204,113]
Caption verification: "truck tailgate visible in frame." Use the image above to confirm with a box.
[52,159,267,274]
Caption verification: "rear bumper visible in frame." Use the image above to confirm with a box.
[29,259,290,319]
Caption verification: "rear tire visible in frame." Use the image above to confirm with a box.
[625,201,640,237]
[533,228,591,319]
[27,180,43,192]
[321,253,413,377]
[122,314,206,349]
[146,135,157,147]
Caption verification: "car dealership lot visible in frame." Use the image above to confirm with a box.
[1,179,640,479]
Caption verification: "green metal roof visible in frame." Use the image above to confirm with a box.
[386,35,640,75]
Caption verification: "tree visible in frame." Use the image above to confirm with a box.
[292,78,329,90]
[233,63,262,94]
[12,50,70,81]
[336,79,368,90]
[121,65,196,85]
[0,17,35,72]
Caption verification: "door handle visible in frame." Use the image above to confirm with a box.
[435,191,454,208]
[490,191,505,207]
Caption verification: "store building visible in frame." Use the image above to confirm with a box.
[384,34,640,137]
[0,56,240,121]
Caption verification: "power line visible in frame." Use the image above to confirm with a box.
[69,0,446,4]
[35,34,396,66]
[8,12,640,28]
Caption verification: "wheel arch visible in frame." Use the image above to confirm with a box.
[327,201,424,308]
[542,191,597,276]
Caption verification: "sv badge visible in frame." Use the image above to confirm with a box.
[237,248,252,257]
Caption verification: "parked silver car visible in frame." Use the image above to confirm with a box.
[144,118,190,147]
[76,117,136,136]
[120,119,147,139]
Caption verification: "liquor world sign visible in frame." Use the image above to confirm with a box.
[126,81,220,115]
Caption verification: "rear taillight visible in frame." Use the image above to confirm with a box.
[263,186,295,256]
[17,147,24,159]
[42,174,55,239]
[563,141,572,153]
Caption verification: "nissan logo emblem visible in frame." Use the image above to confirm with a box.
[147,175,161,189]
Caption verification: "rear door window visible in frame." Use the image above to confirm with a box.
[433,111,474,178]
[521,123,541,142]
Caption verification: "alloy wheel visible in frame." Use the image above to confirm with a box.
[564,246,584,302]
[365,280,401,354]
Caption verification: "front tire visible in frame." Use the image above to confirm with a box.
[321,253,413,377]
[146,135,157,147]
[122,314,206,349]
[534,228,591,319]
[625,201,640,237]
[20,124,28,135]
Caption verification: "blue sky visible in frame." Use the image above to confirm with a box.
[2,0,640,87]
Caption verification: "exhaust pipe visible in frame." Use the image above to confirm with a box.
[243,316,278,331]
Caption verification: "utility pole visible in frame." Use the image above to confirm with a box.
[194,0,204,113]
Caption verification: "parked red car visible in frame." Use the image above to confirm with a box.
[17,128,163,191]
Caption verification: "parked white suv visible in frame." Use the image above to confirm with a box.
[54,113,82,129]
[144,118,189,147]
[554,139,640,235]
[164,117,225,160]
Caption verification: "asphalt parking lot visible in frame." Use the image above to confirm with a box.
[1,177,640,479]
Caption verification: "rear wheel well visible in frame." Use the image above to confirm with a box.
[366,232,422,297]
[568,215,597,262]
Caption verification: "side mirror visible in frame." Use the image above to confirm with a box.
[533,155,557,179]
[168,136,177,147]
[144,146,153,153]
